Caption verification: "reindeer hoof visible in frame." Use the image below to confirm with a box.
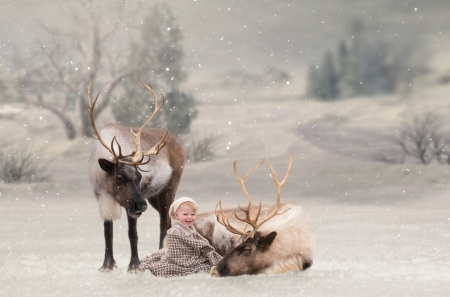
[127,265,143,274]
[99,260,117,272]
[99,264,117,272]
[127,267,143,274]
[127,259,143,274]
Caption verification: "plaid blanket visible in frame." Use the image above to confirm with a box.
[140,232,223,277]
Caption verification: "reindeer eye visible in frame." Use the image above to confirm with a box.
[237,246,252,256]
[116,175,126,185]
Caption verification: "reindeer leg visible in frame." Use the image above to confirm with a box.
[99,220,117,272]
[158,197,170,249]
[157,186,175,249]
[148,192,171,248]
[127,213,142,273]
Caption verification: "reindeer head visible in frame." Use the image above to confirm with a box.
[212,230,278,276]
[88,78,168,218]
[211,157,292,276]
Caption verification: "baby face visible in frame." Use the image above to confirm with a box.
[174,203,197,227]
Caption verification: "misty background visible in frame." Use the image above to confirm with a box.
[0,0,449,198]
[2,0,449,100]
[1,0,450,183]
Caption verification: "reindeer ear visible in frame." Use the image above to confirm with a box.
[255,231,277,251]
[98,158,116,174]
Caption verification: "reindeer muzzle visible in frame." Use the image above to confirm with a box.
[210,266,220,277]
[210,262,227,277]
[128,199,148,218]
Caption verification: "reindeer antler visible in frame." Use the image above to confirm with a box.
[215,156,293,240]
[117,78,169,169]
[215,200,250,236]
[253,156,293,228]
[88,80,133,162]
[88,78,168,169]
[233,158,265,216]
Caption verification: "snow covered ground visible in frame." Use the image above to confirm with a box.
[1,184,449,296]
[1,87,450,296]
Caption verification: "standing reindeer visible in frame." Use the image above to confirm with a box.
[88,78,185,273]
[194,157,315,276]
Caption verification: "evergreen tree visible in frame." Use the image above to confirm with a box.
[305,18,428,100]
[337,40,349,80]
[316,51,339,100]
[163,91,198,135]
[112,3,197,135]
[339,18,413,97]
[306,64,319,98]
[362,45,390,95]
[336,40,350,97]
[341,18,366,97]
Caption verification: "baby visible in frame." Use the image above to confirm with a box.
[167,197,199,238]
[140,197,222,277]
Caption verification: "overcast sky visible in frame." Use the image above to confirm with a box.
[1,0,449,83]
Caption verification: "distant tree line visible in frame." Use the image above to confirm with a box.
[307,19,429,100]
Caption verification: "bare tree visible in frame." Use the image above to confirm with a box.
[10,0,142,139]
[183,131,223,163]
[397,112,449,165]
[430,129,450,164]
[0,142,51,183]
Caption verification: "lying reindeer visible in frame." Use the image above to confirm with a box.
[194,157,315,276]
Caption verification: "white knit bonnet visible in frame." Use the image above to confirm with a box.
[169,197,198,219]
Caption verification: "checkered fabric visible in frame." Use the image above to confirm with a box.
[140,232,223,277]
